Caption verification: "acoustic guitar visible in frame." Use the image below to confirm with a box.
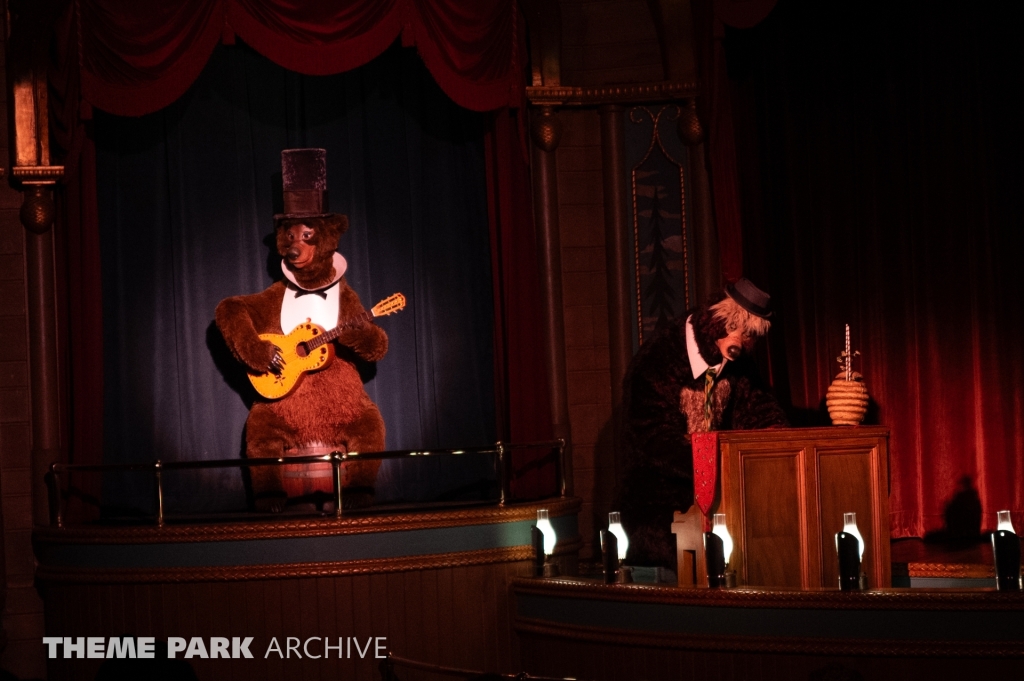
[248,293,406,399]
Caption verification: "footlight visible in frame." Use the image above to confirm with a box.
[992,510,1021,591]
[835,512,865,591]
[705,513,734,588]
[533,509,559,577]
[608,512,632,583]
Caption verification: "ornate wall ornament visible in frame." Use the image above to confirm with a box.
[19,184,57,234]
[677,100,704,146]
[530,106,562,152]
[526,81,699,107]
[629,105,692,344]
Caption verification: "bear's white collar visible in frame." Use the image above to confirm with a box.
[686,314,727,379]
[281,252,347,291]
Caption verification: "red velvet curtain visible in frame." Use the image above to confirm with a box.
[52,1,548,482]
[691,0,778,285]
[726,2,1024,537]
[51,6,105,513]
[485,109,555,498]
[78,0,521,116]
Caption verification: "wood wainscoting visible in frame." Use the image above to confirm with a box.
[33,499,581,681]
[513,578,1024,681]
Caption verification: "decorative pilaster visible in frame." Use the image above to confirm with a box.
[7,10,67,526]
[4,3,64,675]
[14,175,65,529]
[530,105,573,496]
[598,104,631,477]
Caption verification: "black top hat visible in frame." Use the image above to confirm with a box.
[725,277,772,318]
[274,148,339,224]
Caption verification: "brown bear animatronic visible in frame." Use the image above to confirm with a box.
[216,149,387,512]
[618,278,789,568]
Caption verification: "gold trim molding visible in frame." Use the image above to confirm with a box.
[38,537,583,585]
[526,81,699,106]
[39,546,536,584]
[515,617,1024,658]
[11,165,64,183]
[906,562,995,579]
[512,577,1024,611]
[36,498,582,545]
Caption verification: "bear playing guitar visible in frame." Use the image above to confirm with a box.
[250,293,405,399]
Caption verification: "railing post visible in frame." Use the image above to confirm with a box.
[154,460,165,527]
[556,439,567,497]
[498,442,511,506]
[332,452,344,517]
[41,443,562,526]
[47,463,62,527]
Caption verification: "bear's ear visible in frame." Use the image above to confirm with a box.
[313,217,341,254]
[318,215,346,245]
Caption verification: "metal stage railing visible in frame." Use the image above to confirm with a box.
[46,440,566,528]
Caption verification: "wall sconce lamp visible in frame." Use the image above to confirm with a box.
[835,512,865,590]
[532,509,559,577]
[992,510,1021,591]
[704,513,735,588]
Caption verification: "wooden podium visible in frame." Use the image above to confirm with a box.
[673,426,890,589]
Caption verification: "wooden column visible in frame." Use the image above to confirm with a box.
[599,104,632,473]
[530,105,573,495]
[20,184,63,526]
[8,86,65,524]
[6,2,67,525]
[5,3,64,676]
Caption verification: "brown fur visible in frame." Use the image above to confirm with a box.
[619,302,789,569]
[711,296,771,338]
[679,379,732,433]
[276,216,349,290]
[216,218,386,511]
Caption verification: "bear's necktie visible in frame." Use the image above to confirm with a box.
[703,366,718,431]
[295,288,329,299]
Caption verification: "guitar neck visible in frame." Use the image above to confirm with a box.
[306,310,373,350]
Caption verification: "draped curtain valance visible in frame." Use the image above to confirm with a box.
[77,0,521,116]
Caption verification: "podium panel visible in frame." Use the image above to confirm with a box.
[717,427,890,589]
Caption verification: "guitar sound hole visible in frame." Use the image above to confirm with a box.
[296,342,309,358]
